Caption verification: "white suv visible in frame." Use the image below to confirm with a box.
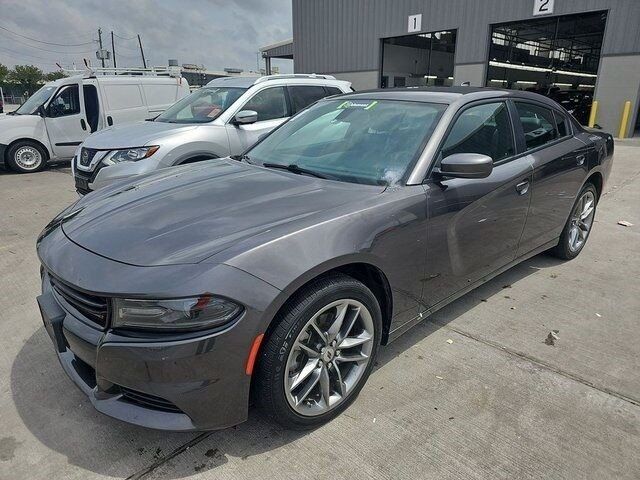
[73,74,352,194]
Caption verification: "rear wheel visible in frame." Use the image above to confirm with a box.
[255,274,382,429]
[550,183,597,260]
[6,140,47,173]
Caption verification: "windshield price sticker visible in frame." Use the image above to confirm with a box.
[337,100,378,110]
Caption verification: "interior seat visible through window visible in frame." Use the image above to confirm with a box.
[442,102,514,162]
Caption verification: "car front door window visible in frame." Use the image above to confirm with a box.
[442,102,515,162]
[48,85,80,117]
[242,87,288,122]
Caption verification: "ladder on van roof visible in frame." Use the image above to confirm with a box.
[62,65,182,78]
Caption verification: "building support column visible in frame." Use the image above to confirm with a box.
[265,57,272,75]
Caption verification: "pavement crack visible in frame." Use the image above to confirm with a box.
[126,432,213,480]
[434,321,640,408]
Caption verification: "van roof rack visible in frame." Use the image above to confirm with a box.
[62,65,182,78]
[254,73,337,84]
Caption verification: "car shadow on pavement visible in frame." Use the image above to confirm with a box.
[0,162,71,176]
[10,253,563,478]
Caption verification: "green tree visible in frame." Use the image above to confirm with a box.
[0,63,8,83]
[8,65,44,94]
[44,70,67,81]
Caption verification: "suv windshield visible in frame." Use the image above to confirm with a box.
[247,99,447,185]
[14,85,57,115]
[155,87,246,124]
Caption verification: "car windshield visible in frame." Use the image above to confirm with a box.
[155,87,246,124]
[14,85,57,115]
[247,99,447,185]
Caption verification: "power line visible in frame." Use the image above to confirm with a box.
[112,32,137,41]
[0,23,95,46]
[0,31,95,55]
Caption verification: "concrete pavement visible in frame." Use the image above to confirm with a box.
[0,141,639,479]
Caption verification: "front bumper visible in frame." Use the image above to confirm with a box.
[74,154,160,194]
[37,229,281,430]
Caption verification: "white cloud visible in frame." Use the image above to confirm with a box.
[0,0,292,73]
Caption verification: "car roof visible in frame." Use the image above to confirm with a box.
[335,86,562,108]
[206,74,350,89]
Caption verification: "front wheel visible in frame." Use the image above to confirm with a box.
[6,140,47,173]
[255,274,382,429]
[550,183,598,260]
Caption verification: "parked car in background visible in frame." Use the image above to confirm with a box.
[0,67,189,173]
[72,74,352,194]
[37,87,613,431]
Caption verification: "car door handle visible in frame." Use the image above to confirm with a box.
[515,180,530,195]
[80,119,87,131]
[576,154,586,165]
[107,116,113,126]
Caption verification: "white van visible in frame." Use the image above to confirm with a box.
[0,67,189,173]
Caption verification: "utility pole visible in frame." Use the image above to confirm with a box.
[98,28,105,67]
[137,34,147,68]
[111,31,117,68]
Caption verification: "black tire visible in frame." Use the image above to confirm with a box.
[549,183,598,260]
[6,140,47,173]
[255,273,382,430]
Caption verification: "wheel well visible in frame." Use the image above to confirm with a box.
[178,155,217,165]
[5,138,50,162]
[263,263,394,348]
[586,172,603,200]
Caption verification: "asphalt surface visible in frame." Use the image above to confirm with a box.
[1,141,639,479]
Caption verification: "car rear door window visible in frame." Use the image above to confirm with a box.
[553,110,570,138]
[442,102,515,162]
[289,86,330,114]
[324,86,343,96]
[515,102,559,150]
[242,87,288,122]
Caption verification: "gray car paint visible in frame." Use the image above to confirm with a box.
[37,88,614,431]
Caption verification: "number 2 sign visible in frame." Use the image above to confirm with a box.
[533,0,555,16]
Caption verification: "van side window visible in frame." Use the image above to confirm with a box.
[48,85,80,117]
[289,86,330,114]
[83,85,100,132]
[515,102,558,150]
[442,102,514,162]
[242,87,288,122]
[324,87,343,96]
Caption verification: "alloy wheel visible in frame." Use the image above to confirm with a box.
[568,190,595,252]
[284,299,374,416]
[14,146,43,171]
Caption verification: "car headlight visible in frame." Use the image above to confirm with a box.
[112,296,242,331]
[102,146,159,166]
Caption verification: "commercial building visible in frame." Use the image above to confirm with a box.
[263,0,640,136]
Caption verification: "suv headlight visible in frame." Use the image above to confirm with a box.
[112,296,242,331]
[102,146,159,166]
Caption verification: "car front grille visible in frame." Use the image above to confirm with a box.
[50,276,109,328]
[119,386,183,413]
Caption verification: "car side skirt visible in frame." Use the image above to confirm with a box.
[387,238,559,343]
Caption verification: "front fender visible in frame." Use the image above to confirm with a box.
[0,115,52,156]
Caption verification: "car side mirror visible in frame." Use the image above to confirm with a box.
[437,153,493,179]
[233,110,258,125]
[37,104,47,117]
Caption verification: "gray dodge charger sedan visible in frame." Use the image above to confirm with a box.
[36,88,613,431]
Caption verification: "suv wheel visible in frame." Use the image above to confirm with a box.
[550,183,598,260]
[255,273,382,429]
[6,141,47,173]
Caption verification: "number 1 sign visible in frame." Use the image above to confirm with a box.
[408,14,422,33]
[533,0,555,16]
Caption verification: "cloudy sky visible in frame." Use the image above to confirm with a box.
[0,0,293,73]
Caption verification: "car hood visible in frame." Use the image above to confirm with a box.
[81,121,200,149]
[60,159,385,266]
[0,113,42,131]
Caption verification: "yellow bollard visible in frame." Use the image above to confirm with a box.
[588,100,598,128]
[618,101,632,139]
